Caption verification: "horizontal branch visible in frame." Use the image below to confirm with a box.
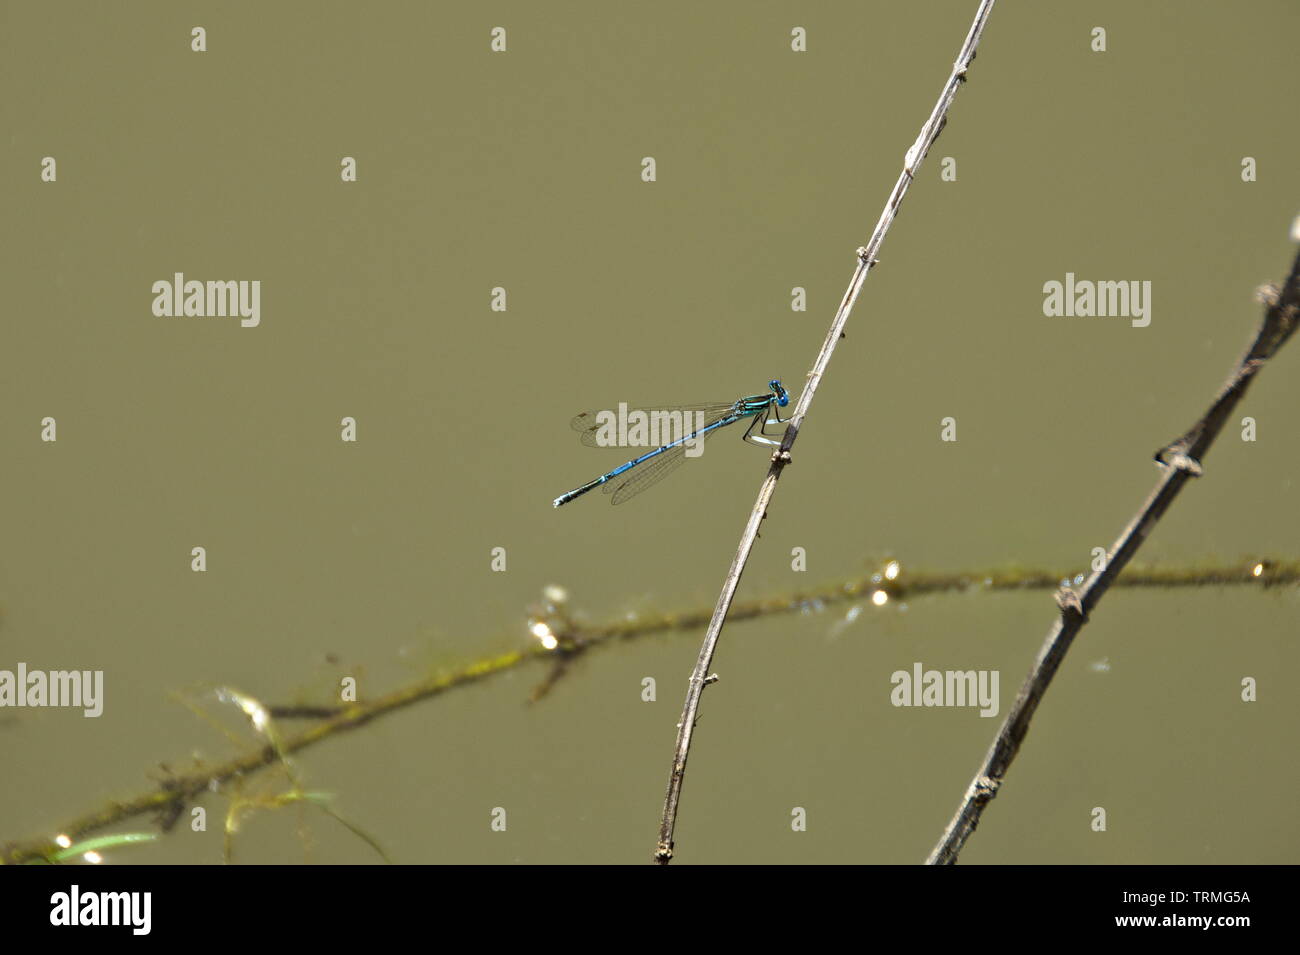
[3,556,1296,863]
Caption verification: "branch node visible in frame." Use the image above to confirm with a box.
[1158,449,1204,477]
[1054,586,1087,622]
[772,450,792,465]
[703,673,719,686]
[1255,282,1280,308]
[972,774,1000,800]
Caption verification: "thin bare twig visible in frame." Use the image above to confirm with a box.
[653,0,999,864]
[926,231,1300,865]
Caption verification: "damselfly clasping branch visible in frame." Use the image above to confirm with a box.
[552,379,790,507]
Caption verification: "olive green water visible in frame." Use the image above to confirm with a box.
[2,0,1297,864]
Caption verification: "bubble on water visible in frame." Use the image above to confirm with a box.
[530,621,558,650]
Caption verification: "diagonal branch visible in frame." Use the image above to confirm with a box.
[926,229,1300,865]
[653,0,1000,864]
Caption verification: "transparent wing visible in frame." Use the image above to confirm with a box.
[604,424,730,504]
[603,445,689,504]
[570,401,738,449]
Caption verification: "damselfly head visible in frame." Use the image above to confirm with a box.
[769,379,789,406]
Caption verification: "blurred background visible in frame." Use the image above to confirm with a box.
[2,0,1297,863]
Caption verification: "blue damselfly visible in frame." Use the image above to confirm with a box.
[552,379,790,507]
